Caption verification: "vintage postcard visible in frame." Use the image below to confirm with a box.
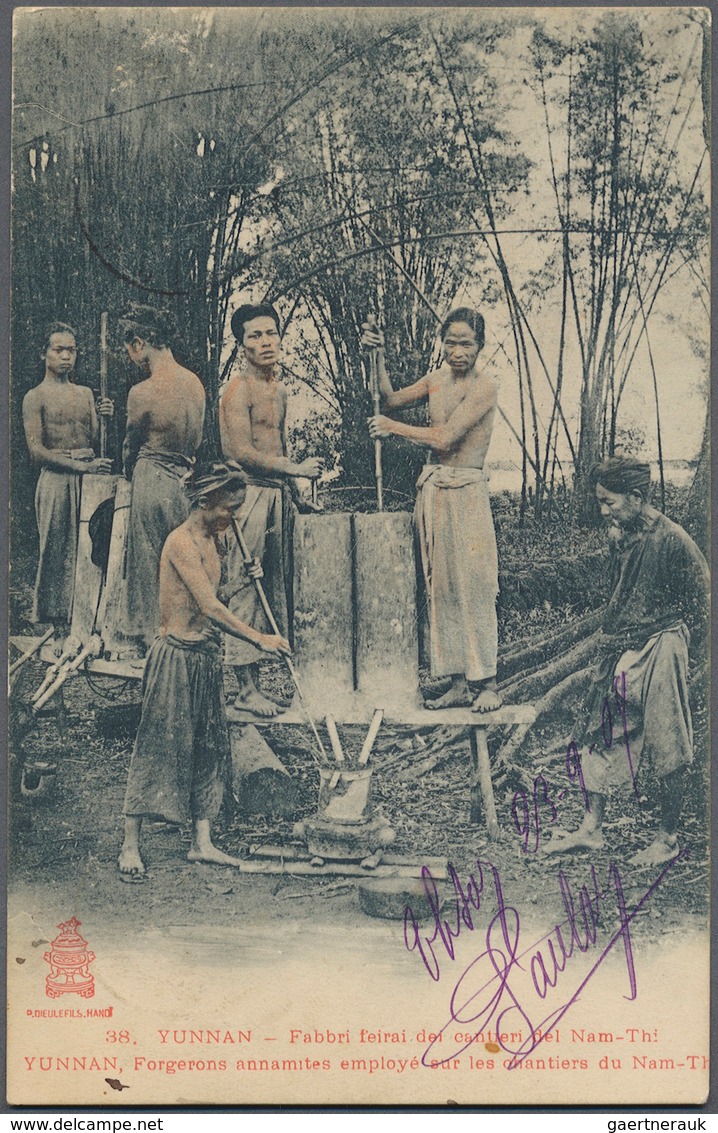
[7,5,711,1108]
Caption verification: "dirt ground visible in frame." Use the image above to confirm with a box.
[8,648,709,942]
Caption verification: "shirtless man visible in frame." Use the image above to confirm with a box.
[22,322,114,640]
[118,305,206,651]
[219,302,321,718]
[118,463,290,882]
[363,308,501,712]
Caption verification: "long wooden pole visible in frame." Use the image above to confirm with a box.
[99,311,108,459]
[229,518,330,764]
[368,347,384,512]
[9,628,54,682]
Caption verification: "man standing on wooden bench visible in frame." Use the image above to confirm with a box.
[363,308,501,713]
[118,463,290,882]
[547,456,709,867]
[22,321,114,648]
[118,305,206,655]
[219,302,322,719]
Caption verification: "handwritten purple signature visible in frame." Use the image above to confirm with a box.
[404,849,687,1069]
[512,670,638,854]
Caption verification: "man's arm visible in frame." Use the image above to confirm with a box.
[166,532,289,653]
[22,389,110,474]
[220,382,319,480]
[187,378,206,455]
[361,325,430,412]
[122,387,144,479]
[370,377,497,458]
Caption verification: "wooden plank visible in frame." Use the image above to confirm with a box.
[353,512,420,712]
[69,474,118,642]
[292,513,355,716]
[99,478,135,658]
[229,699,536,726]
[469,726,500,837]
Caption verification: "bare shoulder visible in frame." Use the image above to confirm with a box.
[22,385,43,412]
[75,383,97,405]
[163,523,197,562]
[478,366,499,399]
[177,364,206,399]
[221,374,250,409]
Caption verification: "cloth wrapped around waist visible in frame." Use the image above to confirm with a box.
[136,446,195,481]
[245,474,285,490]
[46,447,95,465]
[416,463,486,491]
[159,630,222,657]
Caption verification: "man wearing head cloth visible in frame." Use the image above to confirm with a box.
[547,455,709,867]
[118,462,290,882]
[219,302,322,719]
[117,304,206,653]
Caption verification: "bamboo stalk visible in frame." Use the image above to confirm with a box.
[99,311,108,459]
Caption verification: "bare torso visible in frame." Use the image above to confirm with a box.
[125,356,205,467]
[23,380,97,454]
[219,373,288,475]
[159,524,221,641]
[426,363,496,468]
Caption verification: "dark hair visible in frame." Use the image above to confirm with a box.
[590,456,652,501]
[440,308,485,351]
[119,304,176,349]
[42,321,77,353]
[230,303,281,342]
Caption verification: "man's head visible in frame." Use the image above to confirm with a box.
[591,456,651,530]
[230,303,282,370]
[119,305,176,369]
[190,462,248,533]
[439,308,485,373]
[42,322,77,376]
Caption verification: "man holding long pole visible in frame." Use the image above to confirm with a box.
[219,302,322,719]
[363,308,502,713]
[119,463,290,883]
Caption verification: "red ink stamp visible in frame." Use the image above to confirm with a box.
[43,917,96,999]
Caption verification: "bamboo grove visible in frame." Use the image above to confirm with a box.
[11,7,709,539]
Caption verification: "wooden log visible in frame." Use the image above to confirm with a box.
[499,631,599,702]
[293,513,355,716]
[498,609,602,680]
[69,474,118,642]
[99,478,135,658]
[230,725,299,819]
[469,726,500,837]
[353,512,420,711]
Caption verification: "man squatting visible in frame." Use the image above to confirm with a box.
[23,322,114,644]
[363,308,501,713]
[119,306,206,654]
[119,463,290,881]
[547,457,709,867]
[219,303,321,719]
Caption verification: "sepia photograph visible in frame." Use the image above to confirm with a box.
[6,4,711,1108]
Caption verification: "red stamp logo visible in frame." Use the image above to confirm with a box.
[43,917,96,999]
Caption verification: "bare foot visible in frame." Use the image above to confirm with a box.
[187,843,244,867]
[629,834,679,868]
[233,688,283,718]
[118,845,147,883]
[422,677,452,701]
[544,828,606,855]
[471,683,503,713]
[425,680,471,710]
